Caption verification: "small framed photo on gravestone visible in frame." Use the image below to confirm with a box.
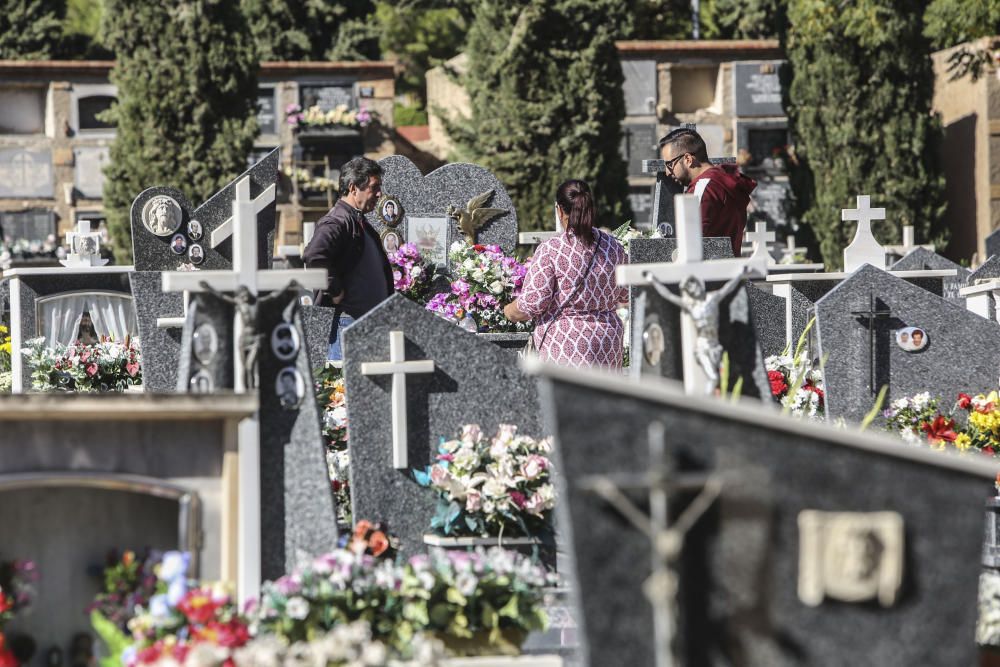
[407,217,450,267]
[376,195,404,228]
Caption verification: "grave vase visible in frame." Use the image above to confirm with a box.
[477,332,532,352]
[432,627,528,657]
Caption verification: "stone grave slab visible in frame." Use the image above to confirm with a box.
[257,291,339,579]
[747,282,788,358]
[890,246,970,302]
[130,149,278,272]
[966,257,1000,321]
[129,271,184,392]
[373,155,518,255]
[300,304,337,372]
[342,293,541,555]
[528,361,997,667]
[816,263,1000,424]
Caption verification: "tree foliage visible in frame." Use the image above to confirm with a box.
[242,0,379,61]
[623,0,694,39]
[702,0,786,39]
[101,0,259,262]
[375,1,466,106]
[924,0,1000,50]
[783,0,947,268]
[0,0,63,59]
[448,1,631,233]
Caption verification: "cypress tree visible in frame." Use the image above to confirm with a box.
[0,0,63,59]
[101,0,259,262]
[242,0,379,61]
[448,0,631,232]
[702,0,786,39]
[783,0,947,268]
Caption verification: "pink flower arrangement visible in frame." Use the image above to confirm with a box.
[414,424,555,537]
[22,337,142,392]
[425,241,531,333]
[388,242,436,304]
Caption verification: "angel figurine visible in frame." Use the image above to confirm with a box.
[644,265,752,395]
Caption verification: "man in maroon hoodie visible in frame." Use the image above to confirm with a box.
[658,128,757,255]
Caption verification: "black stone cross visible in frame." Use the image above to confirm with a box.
[851,290,892,396]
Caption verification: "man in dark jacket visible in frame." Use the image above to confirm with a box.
[303,156,394,360]
[658,128,757,255]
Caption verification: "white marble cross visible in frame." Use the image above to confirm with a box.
[160,173,325,604]
[842,195,887,272]
[745,222,775,263]
[60,220,108,268]
[361,330,435,469]
[208,178,277,250]
[781,235,802,262]
[617,194,767,395]
[884,224,933,259]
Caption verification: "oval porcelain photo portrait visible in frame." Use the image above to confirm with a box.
[895,326,928,352]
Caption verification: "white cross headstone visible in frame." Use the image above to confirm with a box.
[518,204,563,245]
[745,222,775,263]
[161,174,326,604]
[842,195,887,272]
[360,330,436,469]
[781,235,803,263]
[59,220,109,268]
[617,194,767,395]
[884,224,933,259]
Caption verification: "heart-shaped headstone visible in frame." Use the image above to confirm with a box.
[369,155,519,255]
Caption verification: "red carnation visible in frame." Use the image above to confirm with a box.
[86,363,98,377]
[958,393,973,409]
[767,370,788,397]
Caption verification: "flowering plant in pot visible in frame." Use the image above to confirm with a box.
[425,242,531,333]
[413,424,555,542]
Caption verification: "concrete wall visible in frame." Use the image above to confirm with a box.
[426,53,470,159]
[932,39,996,262]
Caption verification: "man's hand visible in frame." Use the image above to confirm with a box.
[332,290,345,305]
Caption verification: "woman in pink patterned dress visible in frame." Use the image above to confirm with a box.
[503,179,628,369]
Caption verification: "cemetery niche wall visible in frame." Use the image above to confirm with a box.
[528,361,997,667]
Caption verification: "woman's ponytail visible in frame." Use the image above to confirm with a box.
[556,179,596,246]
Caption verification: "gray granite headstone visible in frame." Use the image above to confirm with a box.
[627,238,770,396]
[747,282,788,359]
[969,255,1000,286]
[342,294,541,555]
[257,291,339,579]
[531,363,995,667]
[776,273,946,351]
[175,293,234,393]
[816,263,1000,424]
[130,149,278,272]
[300,304,337,372]
[987,229,1000,261]
[890,246,970,302]
[733,61,786,117]
[372,155,518,254]
[129,271,184,392]
[967,256,1000,321]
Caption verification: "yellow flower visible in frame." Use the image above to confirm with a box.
[955,433,972,451]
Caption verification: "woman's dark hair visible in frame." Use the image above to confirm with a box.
[556,179,596,246]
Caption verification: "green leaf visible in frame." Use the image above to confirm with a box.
[90,610,131,667]
[498,593,520,619]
